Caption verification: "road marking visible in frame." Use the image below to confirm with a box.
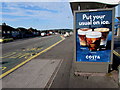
[18,53,29,59]
[23,47,43,51]
[0,36,65,79]
[31,48,36,51]
[9,53,30,59]
[37,48,43,50]
[3,48,43,59]
[0,67,7,70]
[9,53,22,58]
[0,52,16,58]
[113,50,120,57]
[60,35,65,40]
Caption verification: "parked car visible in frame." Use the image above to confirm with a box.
[55,32,58,35]
[49,31,53,35]
[64,32,70,37]
[46,33,50,36]
[69,32,73,35]
[0,37,13,43]
[41,32,46,37]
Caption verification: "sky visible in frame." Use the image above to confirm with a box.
[116,4,120,17]
[1,2,73,30]
[1,2,120,30]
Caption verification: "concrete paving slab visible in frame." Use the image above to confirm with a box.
[69,68,119,88]
[2,59,62,88]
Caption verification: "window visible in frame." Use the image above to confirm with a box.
[12,31,14,33]
[7,31,10,33]
[3,31,6,34]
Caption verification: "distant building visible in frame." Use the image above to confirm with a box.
[17,27,29,38]
[28,28,39,37]
[0,23,17,38]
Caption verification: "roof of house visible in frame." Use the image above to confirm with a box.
[0,24,16,31]
[17,27,28,32]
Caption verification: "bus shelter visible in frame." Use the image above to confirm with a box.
[69,0,120,73]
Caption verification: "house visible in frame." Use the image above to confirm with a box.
[1,23,15,38]
[17,27,29,38]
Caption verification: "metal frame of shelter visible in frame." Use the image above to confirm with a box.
[70,0,119,73]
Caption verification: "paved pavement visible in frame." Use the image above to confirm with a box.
[112,36,120,70]
[2,59,62,88]
[69,65,119,88]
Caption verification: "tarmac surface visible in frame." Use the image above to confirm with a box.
[1,35,62,75]
[1,35,120,89]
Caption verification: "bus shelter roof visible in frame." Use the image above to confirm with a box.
[69,0,120,12]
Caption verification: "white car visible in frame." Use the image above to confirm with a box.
[70,32,73,35]
[49,31,53,35]
[41,33,46,37]
[64,32,70,37]
[55,32,58,35]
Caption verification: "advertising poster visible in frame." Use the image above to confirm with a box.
[75,9,114,62]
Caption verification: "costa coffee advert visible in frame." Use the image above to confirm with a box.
[75,9,114,62]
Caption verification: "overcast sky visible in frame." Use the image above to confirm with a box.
[1,2,120,30]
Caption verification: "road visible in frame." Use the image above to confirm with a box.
[1,34,120,88]
[1,35,63,75]
[2,34,73,88]
[35,35,74,88]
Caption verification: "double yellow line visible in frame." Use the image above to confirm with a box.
[0,36,65,79]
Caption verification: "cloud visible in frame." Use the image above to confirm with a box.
[2,17,30,22]
[2,2,73,29]
[2,2,72,20]
[1,0,69,2]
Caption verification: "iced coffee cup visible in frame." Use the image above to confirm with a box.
[94,28,109,48]
[78,28,92,46]
[86,31,102,51]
